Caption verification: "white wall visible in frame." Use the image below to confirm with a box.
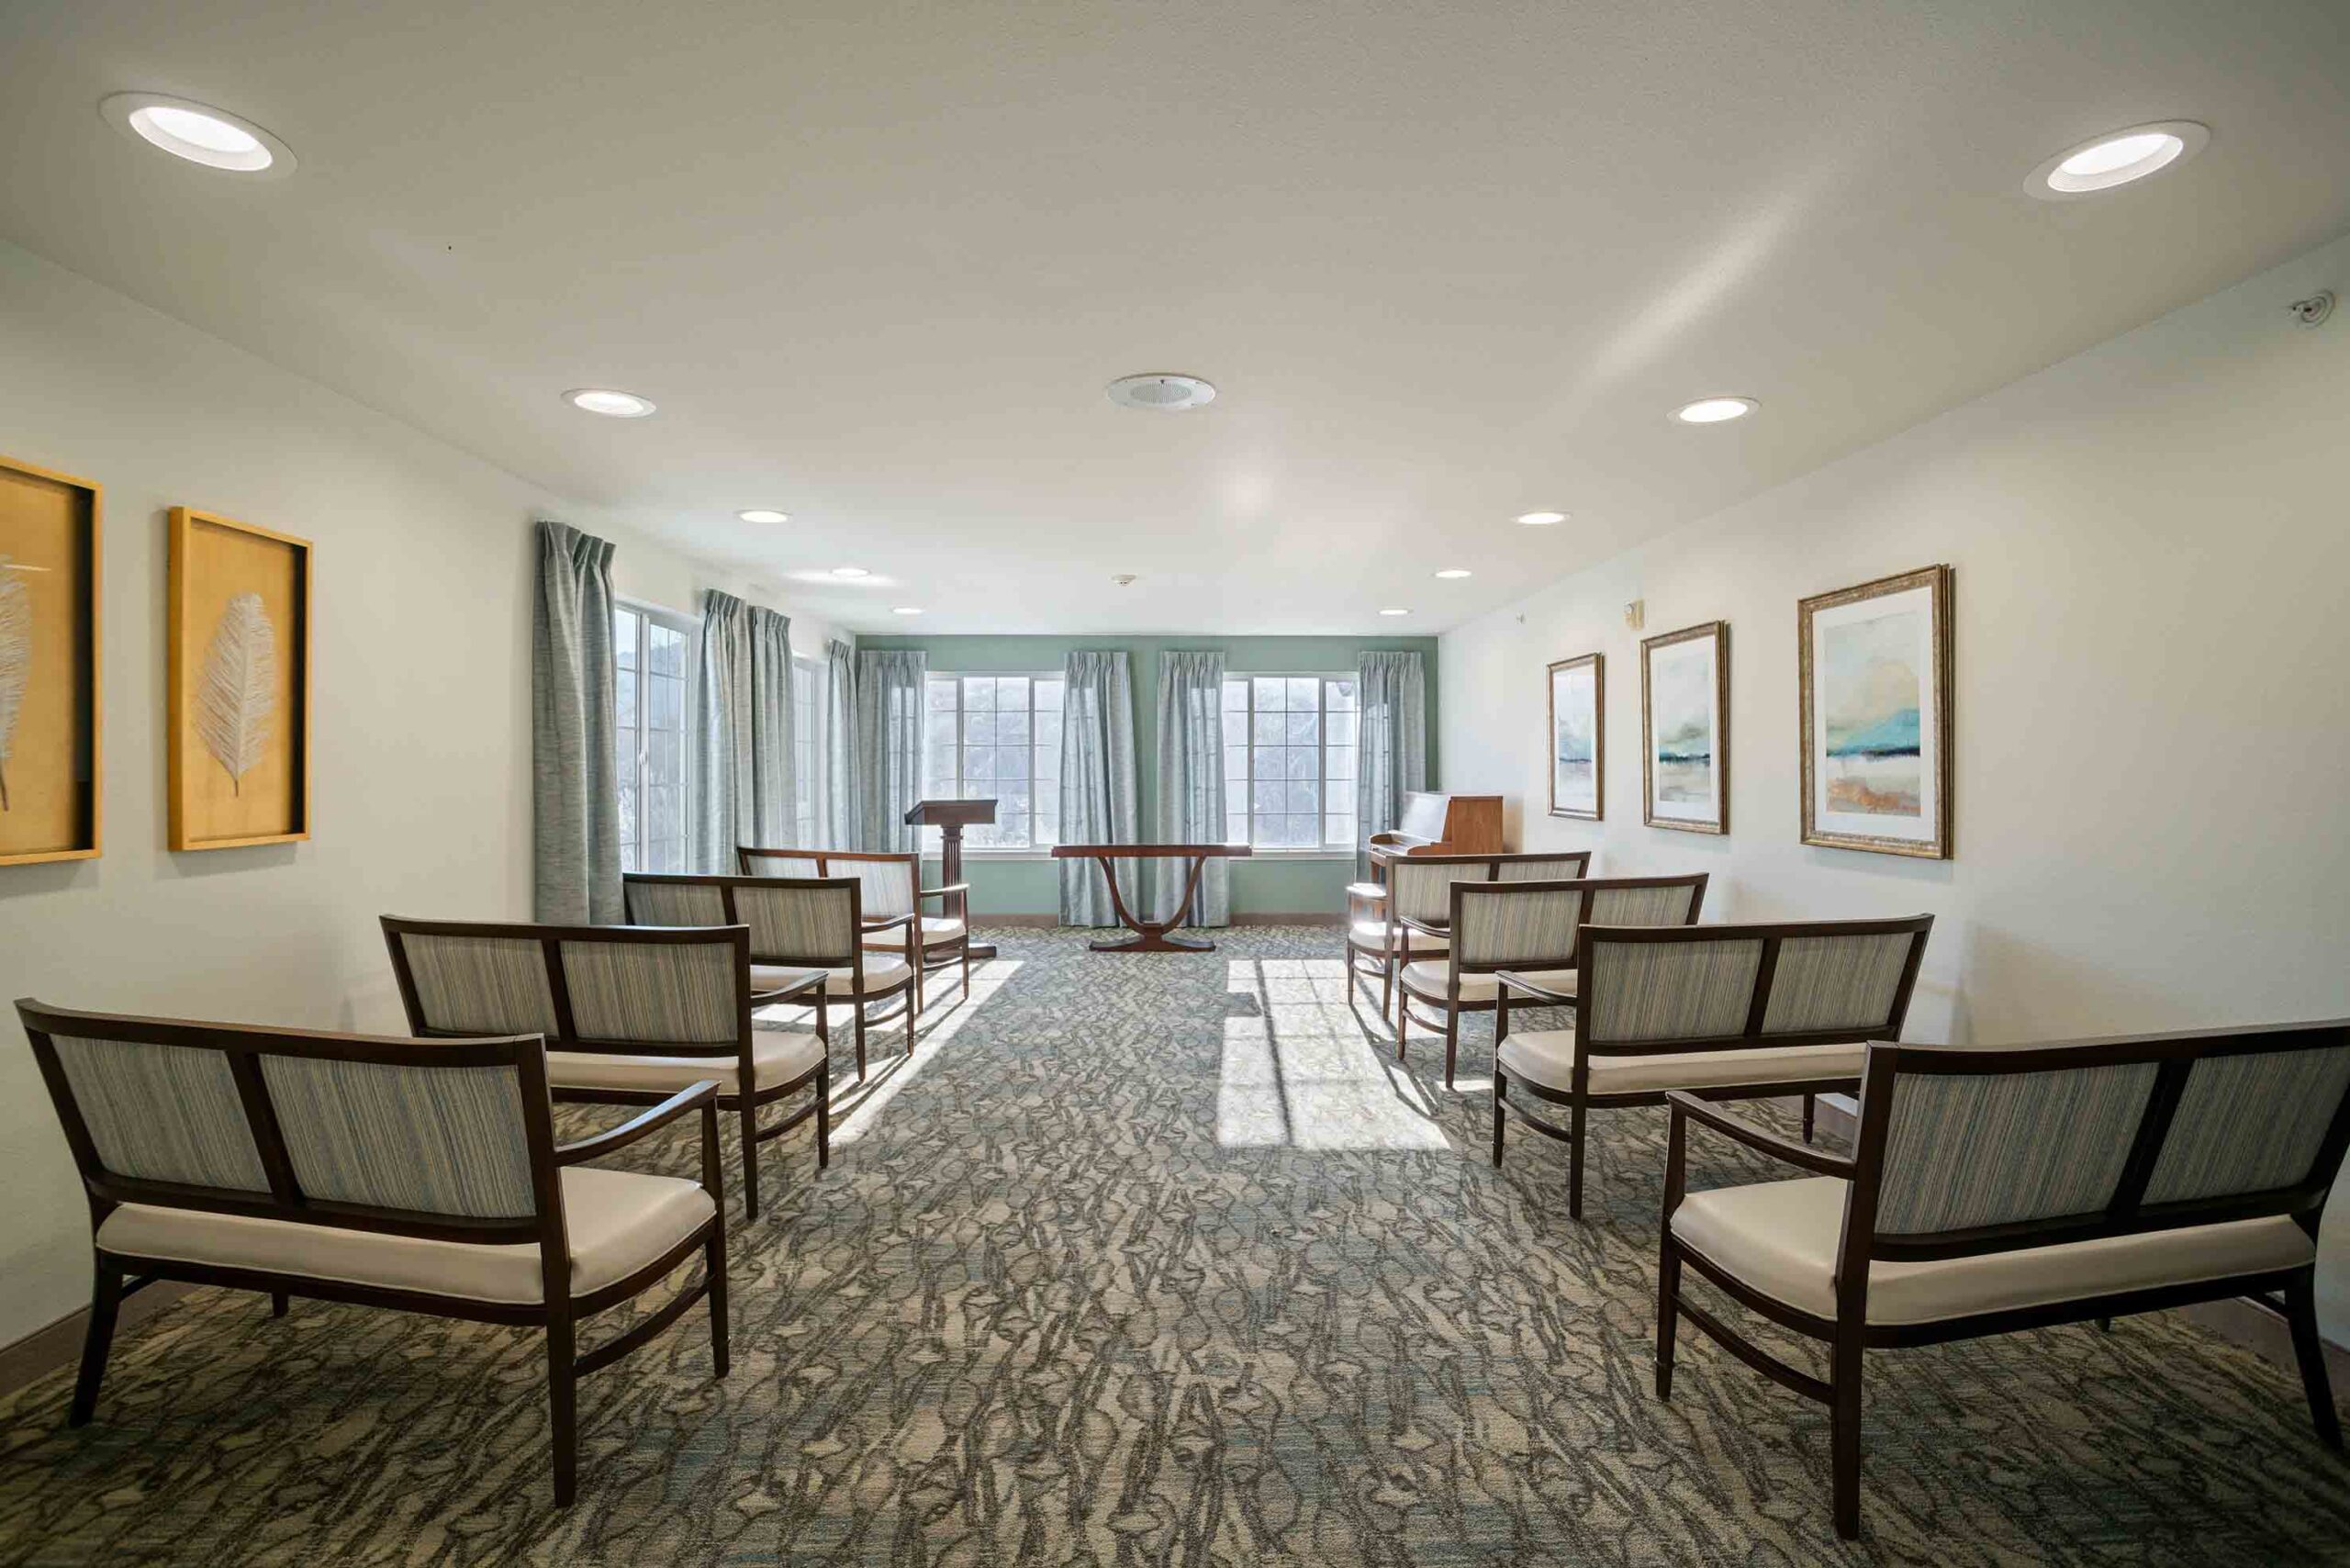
[1440,230,2350,1337]
[0,241,833,1346]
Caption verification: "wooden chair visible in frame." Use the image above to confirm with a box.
[1493,913,1930,1216]
[1346,850,1593,1033]
[382,916,828,1221]
[1659,1020,2350,1540]
[627,872,919,1084]
[740,846,973,1013]
[1396,871,1703,1089]
[16,999,728,1506]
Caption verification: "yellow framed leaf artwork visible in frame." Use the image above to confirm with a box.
[168,507,312,851]
[0,454,103,866]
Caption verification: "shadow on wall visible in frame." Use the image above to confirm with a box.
[1956,924,2180,1046]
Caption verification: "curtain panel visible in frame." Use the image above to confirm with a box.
[1152,650,1228,926]
[691,590,796,871]
[822,638,860,850]
[855,648,927,852]
[1058,650,1139,925]
[1356,650,1427,873]
[530,521,622,924]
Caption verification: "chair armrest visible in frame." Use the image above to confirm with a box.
[1395,914,1449,940]
[860,913,917,932]
[1494,969,1576,1004]
[555,1081,720,1166]
[749,969,827,1004]
[916,882,971,902]
[1662,1091,1854,1177]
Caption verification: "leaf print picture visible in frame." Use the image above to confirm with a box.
[0,455,102,865]
[169,508,312,850]
[0,555,28,812]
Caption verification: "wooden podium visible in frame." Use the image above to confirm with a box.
[906,798,998,960]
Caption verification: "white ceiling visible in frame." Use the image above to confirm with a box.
[4,1,2347,634]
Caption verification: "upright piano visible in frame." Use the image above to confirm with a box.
[1369,790,1505,857]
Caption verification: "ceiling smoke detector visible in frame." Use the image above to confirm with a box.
[1111,573,1138,587]
[1106,374,1215,411]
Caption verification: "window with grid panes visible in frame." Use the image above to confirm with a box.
[1221,675,1358,850]
[790,655,824,847]
[613,603,694,872]
[920,674,1065,850]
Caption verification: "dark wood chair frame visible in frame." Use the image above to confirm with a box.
[1492,913,1932,1216]
[1657,1020,2350,1540]
[15,1000,729,1506]
[738,846,973,1013]
[1393,869,1702,1090]
[1345,849,1596,1036]
[623,872,918,1083]
[382,915,828,1221]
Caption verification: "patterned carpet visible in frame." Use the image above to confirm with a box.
[1,926,2344,1566]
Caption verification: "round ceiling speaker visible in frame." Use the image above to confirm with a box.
[1106,373,1216,411]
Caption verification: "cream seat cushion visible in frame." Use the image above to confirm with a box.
[97,1166,713,1305]
[862,916,967,948]
[1400,961,1576,1002]
[1671,1175,2317,1327]
[1349,920,1449,954]
[1497,1024,1864,1094]
[753,956,912,996]
[546,1031,824,1094]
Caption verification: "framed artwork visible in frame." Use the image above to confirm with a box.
[0,455,103,866]
[1799,564,1953,858]
[168,507,312,851]
[1641,621,1729,834]
[1547,652,1602,819]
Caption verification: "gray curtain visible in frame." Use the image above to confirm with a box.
[691,590,795,871]
[1152,650,1228,927]
[1058,650,1139,925]
[856,648,927,852]
[1357,650,1427,872]
[531,521,621,924]
[822,638,859,849]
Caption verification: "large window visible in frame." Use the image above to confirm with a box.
[791,655,823,847]
[614,603,694,872]
[1222,675,1357,851]
[922,674,1064,850]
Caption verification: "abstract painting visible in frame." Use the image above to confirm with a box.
[1547,652,1601,819]
[1641,621,1729,834]
[1800,565,1952,857]
[0,454,102,867]
[169,507,311,850]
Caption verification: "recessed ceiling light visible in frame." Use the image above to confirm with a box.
[1515,510,1569,526]
[1434,568,1472,579]
[892,606,923,616]
[738,509,789,525]
[1379,607,1412,616]
[832,566,870,578]
[1106,373,1216,411]
[100,93,294,176]
[564,388,656,419]
[2029,121,2209,199]
[1673,396,1756,424]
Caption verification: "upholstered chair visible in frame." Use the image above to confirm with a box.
[740,846,973,1012]
[1492,913,1929,1217]
[383,916,828,1220]
[1658,1021,2350,1539]
[726,876,920,1082]
[17,1000,730,1506]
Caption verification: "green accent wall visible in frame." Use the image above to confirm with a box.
[858,633,1439,918]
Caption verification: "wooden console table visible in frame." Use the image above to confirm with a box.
[1049,843,1254,952]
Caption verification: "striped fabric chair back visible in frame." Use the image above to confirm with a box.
[1389,857,1495,925]
[18,1002,553,1235]
[1452,881,1583,969]
[728,879,861,967]
[1857,1024,2350,1249]
[833,855,917,920]
[1494,851,1593,883]
[625,875,731,926]
[1578,915,1932,1052]
[1585,875,1707,928]
[383,917,753,1058]
[738,846,823,879]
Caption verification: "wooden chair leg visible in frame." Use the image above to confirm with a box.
[1802,1092,1817,1143]
[904,988,917,1057]
[1568,1101,1589,1218]
[739,1100,761,1221]
[269,1290,289,1318]
[69,1261,122,1428]
[1830,1329,1865,1540]
[548,1313,578,1506]
[1381,953,1395,1043]
[2286,1272,2344,1448]
[704,1225,731,1380]
[960,940,971,1002]
[814,1061,831,1170]
[1656,1235,1681,1400]
[1442,1004,1460,1090]
[1490,1075,1507,1167]
[853,1001,868,1081]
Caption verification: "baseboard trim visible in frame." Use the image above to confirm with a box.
[972,914,1344,930]
[0,1281,197,1402]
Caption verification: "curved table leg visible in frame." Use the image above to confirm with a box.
[1087,854,1218,953]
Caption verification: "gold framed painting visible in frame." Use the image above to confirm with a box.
[0,455,103,866]
[1547,652,1602,820]
[168,507,312,851]
[1641,620,1729,834]
[1799,565,1953,858]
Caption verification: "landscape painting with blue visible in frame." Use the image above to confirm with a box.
[1799,564,1952,857]
[1820,607,1924,817]
[1548,653,1599,818]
